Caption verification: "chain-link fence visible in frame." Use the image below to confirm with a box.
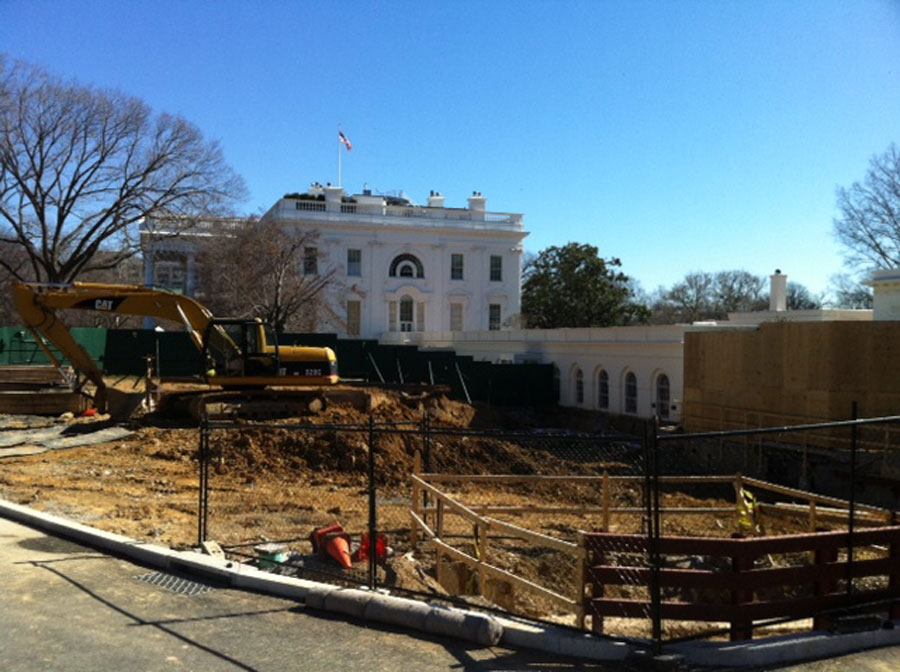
[196,418,646,631]
[197,411,900,649]
[593,411,900,651]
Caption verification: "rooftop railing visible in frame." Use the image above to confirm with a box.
[280,198,525,231]
[139,200,526,234]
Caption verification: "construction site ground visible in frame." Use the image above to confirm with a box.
[0,384,851,640]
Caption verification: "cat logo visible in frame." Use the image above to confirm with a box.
[71,297,125,311]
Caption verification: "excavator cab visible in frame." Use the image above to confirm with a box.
[203,318,280,380]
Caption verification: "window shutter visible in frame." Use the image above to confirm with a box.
[389,301,398,332]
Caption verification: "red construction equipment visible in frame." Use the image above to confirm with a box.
[310,524,353,569]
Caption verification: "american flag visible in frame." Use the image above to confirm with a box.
[339,130,352,152]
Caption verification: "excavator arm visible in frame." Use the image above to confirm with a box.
[12,282,226,412]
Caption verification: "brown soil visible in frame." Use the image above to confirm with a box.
[0,388,839,634]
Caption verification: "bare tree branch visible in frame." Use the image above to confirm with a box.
[0,55,247,284]
[834,143,900,272]
[193,217,343,333]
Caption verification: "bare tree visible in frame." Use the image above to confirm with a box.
[650,271,715,323]
[197,218,341,333]
[0,55,246,284]
[827,273,873,309]
[785,282,822,310]
[0,233,29,324]
[834,143,900,272]
[651,270,784,323]
[713,270,767,313]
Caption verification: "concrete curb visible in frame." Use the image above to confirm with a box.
[5,496,899,666]
[670,625,900,667]
[496,615,632,661]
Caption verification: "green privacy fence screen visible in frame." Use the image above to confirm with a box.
[0,327,556,406]
[0,327,203,377]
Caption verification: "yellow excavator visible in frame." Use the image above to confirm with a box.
[12,281,338,417]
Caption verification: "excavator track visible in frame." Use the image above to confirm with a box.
[162,389,326,422]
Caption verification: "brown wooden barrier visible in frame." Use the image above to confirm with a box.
[583,526,900,641]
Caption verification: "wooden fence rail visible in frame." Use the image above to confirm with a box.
[409,455,898,634]
[583,526,900,641]
[409,471,584,622]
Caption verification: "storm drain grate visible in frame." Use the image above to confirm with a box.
[136,570,217,596]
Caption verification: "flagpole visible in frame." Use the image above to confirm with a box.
[338,124,343,188]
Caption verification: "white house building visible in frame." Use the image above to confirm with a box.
[261,184,528,338]
[142,185,528,340]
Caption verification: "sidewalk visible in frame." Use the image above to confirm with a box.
[0,516,611,671]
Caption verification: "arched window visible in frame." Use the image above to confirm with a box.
[389,253,424,278]
[597,370,609,410]
[399,296,414,332]
[625,372,637,414]
[656,374,670,419]
[575,368,584,404]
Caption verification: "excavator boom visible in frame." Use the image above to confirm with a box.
[12,282,337,415]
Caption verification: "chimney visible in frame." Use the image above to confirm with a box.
[467,191,486,220]
[427,190,445,208]
[770,269,787,312]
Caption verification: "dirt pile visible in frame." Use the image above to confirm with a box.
[202,393,629,486]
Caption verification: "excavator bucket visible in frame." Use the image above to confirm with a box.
[105,388,146,421]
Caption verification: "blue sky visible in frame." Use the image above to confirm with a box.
[3,0,899,298]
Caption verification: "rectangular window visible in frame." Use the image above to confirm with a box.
[489,255,502,282]
[303,247,318,275]
[347,249,361,277]
[346,300,361,336]
[450,303,463,331]
[488,304,501,331]
[389,301,398,332]
[154,260,186,294]
[450,253,464,280]
[399,298,414,332]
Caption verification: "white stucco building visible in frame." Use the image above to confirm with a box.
[261,184,527,338]
[142,185,527,340]
[383,326,687,423]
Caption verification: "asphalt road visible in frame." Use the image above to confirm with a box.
[0,516,618,671]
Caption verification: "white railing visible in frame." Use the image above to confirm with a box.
[278,199,524,230]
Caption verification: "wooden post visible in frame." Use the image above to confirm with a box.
[590,537,605,635]
[575,531,587,630]
[477,523,488,597]
[410,451,422,549]
[813,545,838,631]
[730,549,754,641]
[733,474,744,529]
[602,471,611,532]
[435,498,445,587]
[808,501,818,563]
